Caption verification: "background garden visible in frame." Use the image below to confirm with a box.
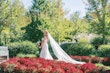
[0,0,110,73]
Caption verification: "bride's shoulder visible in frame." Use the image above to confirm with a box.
[42,38,46,41]
[42,38,44,40]
[42,37,48,41]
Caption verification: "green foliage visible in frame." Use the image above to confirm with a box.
[86,0,110,44]
[90,37,108,49]
[98,45,110,57]
[22,0,47,42]
[78,38,89,43]
[7,64,15,73]
[0,64,15,73]
[22,21,43,42]
[8,41,39,57]
[23,0,74,42]
[17,53,36,58]
[0,0,30,45]
[96,63,110,70]
[70,12,89,35]
[107,36,110,43]
[61,43,94,56]
[0,0,10,45]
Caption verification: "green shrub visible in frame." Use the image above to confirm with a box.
[17,53,36,58]
[107,36,110,43]
[61,43,94,56]
[98,45,110,57]
[90,37,108,50]
[8,41,39,57]
[78,38,88,43]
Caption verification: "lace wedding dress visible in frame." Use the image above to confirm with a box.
[40,32,85,64]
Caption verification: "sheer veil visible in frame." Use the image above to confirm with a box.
[47,31,85,64]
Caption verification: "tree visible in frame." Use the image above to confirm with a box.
[0,0,29,45]
[22,0,47,42]
[70,11,89,38]
[8,0,30,43]
[0,0,10,45]
[23,0,74,42]
[86,0,110,44]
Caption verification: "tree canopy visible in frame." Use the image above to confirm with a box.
[86,0,110,44]
[0,0,110,45]
[23,0,75,42]
[0,0,30,45]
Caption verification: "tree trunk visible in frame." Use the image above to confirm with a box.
[102,34,106,44]
[102,12,106,44]
[0,32,2,46]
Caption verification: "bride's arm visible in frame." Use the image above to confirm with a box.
[40,38,45,48]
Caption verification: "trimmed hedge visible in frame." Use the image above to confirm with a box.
[17,53,37,58]
[60,43,95,56]
[90,37,108,50]
[8,41,39,57]
[98,45,110,57]
[78,38,89,43]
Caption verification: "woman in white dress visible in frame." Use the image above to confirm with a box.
[40,30,85,64]
[40,31,53,60]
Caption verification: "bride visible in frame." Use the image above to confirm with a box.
[40,30,85,64]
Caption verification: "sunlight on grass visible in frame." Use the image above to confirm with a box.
[96,63,110,70]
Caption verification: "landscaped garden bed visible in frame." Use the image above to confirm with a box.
[0,57,99,73]
[71,55,110,65]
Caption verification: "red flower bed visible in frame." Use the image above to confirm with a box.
[0,57,99,73]
[71,56,110,65]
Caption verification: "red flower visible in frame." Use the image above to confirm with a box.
[81,63,98,73]
[0,57,99,73]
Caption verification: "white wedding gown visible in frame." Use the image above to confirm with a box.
[40,38,53,60]
[40,32,85,64]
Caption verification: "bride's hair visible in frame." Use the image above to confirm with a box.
[44,30,49,39]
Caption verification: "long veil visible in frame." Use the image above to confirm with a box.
[48,32,85,64]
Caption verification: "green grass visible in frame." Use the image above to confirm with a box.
[96,63,110,70]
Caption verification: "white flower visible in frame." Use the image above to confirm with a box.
[36,41,41,48]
